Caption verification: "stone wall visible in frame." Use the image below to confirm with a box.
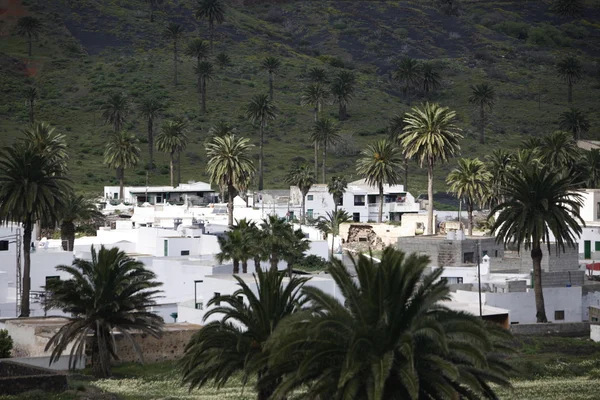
[344,224,384,250]
[510,322,590,337]
[541,270,585,288]
[0,360,67,395]
[396,236,503,267]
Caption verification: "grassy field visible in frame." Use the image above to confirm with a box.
[1,0,599,200]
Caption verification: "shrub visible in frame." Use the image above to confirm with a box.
[295,255,331,272]
[493,21,530,40]
[0,329,13,358]
[562,23,588,39]
[527,24,571,47]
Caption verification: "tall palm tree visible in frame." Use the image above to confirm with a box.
[45,246,163,377]
[491,163,584,323]
[206,135,256,226]
[246,94,277,191]
[195,61,214,113]
[585,149,600,188]
[356,139,403,223]
[550,0,585,18]
[388,113,411,190]
[285,163,316,224]
[310,118,340,183]
[0,143,69,317]
[144,0,164,22]
[399,103,463,235]
[316,209,351,260]
[556,55,582,104]
[485,148,513,207]
[261,56,281,101]
[422,62,441,95]
[282,228,310,277]
[327,175,348,213]
[163,23,185,85]
[100,93,129,134]
[301,83,330,175]
[260,215,299,271]
[307,67,328,84]
[225,219,258,273]
[104,130,141,199]
[24,87,37,123]
[195,0,226,51]
[181,268,308,400]
[394,57,422,105]
[330,71,356,121]
[155,119,188,188]
[538,130,581,176]
[267,247,513,399]
[446,158,492,236]
[186,38,210,92]
[208,120,235,137]
[559,108,590,140]
[469,83,495,144]
[217,229,246,274]
[215,52,231,70]
[16,16,42,57]
[58,194,104,251]
[139,97,163,170]
[20,121,68,171]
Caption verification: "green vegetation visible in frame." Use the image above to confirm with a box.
[0,329,13,358]
[285,163,315,224]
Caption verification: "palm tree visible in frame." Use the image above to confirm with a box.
[327,175,348,213]
[538,130,581,175]
[261,56,281,101]
[45,246,163,377]
[24,87,37,123]
[557,55,582,104]
[144,0,164,22]
[215,52,231,69]
[422,62,441,95]
[310,118,340,183]
[399,103,463,235]
[195,0,226,51]
[267,247,513,399]
[585,149,600,188]
[446,158,492,236]
[58,194,104,251]
[217,229,245,274]
[307,67,328,84]
[282,228,310,277]
[388,113,411,190]
[260,216,299,271]
[485,149,513,207]
[186,38,210,92]
[155,119,188,187]
[104,130,141,199]
[181,268,308,400]
[330,71,356,121]
[394,57,422,105]
[0,142,69,317]
[206,135,256,226]
[316,209,351,260]
[357,139,403,223]
[550,0,585,18]
[100,93,129,134]
[246,94,277,191]
[195,61,214,113]
[139,97,164,170]
[226,219,258,273]
[20,122,68,171]
[208,120,235,137]
[559,108,590,140]
[163,23,185,86]
[469,83,495,144]
[301,83,330,175]
[491,163,584,323]
[16,16,42,56]
[285,163,316,224]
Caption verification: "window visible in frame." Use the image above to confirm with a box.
[214,292,221,306]
[354,195,365,206]
[180,250,190,256]
[353,213,360,222]
[555,310,565,321]
[495,250,498,257]
[0,240,8,251]
[463,252,474,263]
[307,195,313,201]
[113,193,118,199]
[337,197,343,206]
[482,250,488,257]
[595,242,600,251]
[597,202,600,219]
[443,277,464,285]
[307,209,313,218]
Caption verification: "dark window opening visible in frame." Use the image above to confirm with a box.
[353,213,360,222]
[214,292,221,306]
[358,237,368,242]
[354,195,365,206]
[0,240,8,251]
[555,310,565,321]
[181,250,190,256]
[463,252,474,263]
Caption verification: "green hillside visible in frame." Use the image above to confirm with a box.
[1,0,599,197]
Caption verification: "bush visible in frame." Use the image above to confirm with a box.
[295,255,331,272]
[493,21,530,40]
[0,329,13,358]
[527,24,571,47]
[562,23,588,39]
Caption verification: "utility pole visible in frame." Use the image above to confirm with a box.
[477,240,482,318]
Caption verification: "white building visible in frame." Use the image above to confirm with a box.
[103,181,217,205]
[286,179,420,223]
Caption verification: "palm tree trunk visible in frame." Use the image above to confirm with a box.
[148,117,154,170]
[20,220,32,317]
[338,102,344,121]
[270,256,278,272]
[201,77,206,113]
[28,101,34,124]
[197,59,201,93]
[568,81,572,104]
[119,172,125,200]
[254,256,262,273]
[479,104,485,144]
[322,143,327,184]
[330,230,335,261]
[28,35,32,57]
[404,157,409,191]
[233,259,239,274]
[169,154,174,187]
[268,73,274,101]
[467,203,473,236]
[242,260,248,274]
[531,245,548,323]
[378,183,384,223]
[209,20,214,51]
[60,221,76,251]
[314,141,319,177]
[177,152,181,186]
[227,182,235,226]
[173,40,178,86]
[314,107,318,123]
[407,86,411,106]
[301,194,306,225]
[259,123,264,191]
[427,159,434,235]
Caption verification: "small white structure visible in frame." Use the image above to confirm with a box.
[103,181,216,205]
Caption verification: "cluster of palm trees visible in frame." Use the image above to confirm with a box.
[216,216,308,277]
[0,122,103,317]
[182,247,513,399]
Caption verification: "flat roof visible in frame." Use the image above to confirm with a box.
[444,301,509,317]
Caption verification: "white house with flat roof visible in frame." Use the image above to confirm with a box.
[103,181,217,205]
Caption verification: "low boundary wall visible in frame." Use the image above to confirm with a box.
[511,322,590,337]
[0,360,67,395]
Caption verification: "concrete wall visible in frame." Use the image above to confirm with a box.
[591,324,600,342]
[0,360,68,395]
[541,270,585,287]
[396,237,503,267]
[511,322,590,337]
[10,355,85,371]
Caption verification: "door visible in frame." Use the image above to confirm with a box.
[585,240,591,259]
[164,239,168,257]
